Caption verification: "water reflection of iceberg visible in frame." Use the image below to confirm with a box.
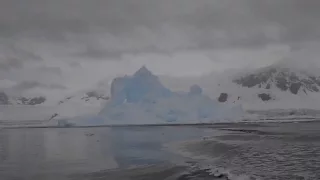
[44,129,88,162]
[0,128,118,176]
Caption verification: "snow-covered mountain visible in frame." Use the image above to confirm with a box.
[158,59,320,112]
[0,92,46,105]
[0,90,109,122]
[213,60,320,110]
[47,91,109,121]
[58,91,109,106]
[0,90,109,107]
[233,65,320,95]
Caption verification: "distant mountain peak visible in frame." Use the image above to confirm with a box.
[0,92,9,105]
[233,63,320,95]
[0,92,46,105]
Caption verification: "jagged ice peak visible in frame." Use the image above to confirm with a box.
[133,65,154,77]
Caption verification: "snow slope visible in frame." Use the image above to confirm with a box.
[66,66,244,126]
[0,90,109,127]
[159,59,320,113]
[229,61,320,110]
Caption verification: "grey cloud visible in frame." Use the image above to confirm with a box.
[71,43,124,59]
[0,57,23,71]
[14,81,42,90]
[12,81,66,91]
[68,61,82,68]
[246,0,320,43]
[0,66,63,88]
[1,0,320,56]
[70,41,177,59]
[36,66,62,75]
[0,42,43,70]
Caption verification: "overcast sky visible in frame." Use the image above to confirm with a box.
[1,0,320,99]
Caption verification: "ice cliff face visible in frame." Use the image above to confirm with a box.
[109,66,172,106]
[87,66,243,125]
[189,84,203,96]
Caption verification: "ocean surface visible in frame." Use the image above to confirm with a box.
[0,122,319,180]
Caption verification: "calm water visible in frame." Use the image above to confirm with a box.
[0,122,319,180]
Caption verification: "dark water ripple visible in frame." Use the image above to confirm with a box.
[0,122,319,180]
[181,123,320,180]
[219,139,320,180]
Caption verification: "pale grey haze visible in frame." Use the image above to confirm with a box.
[1,0,320,100]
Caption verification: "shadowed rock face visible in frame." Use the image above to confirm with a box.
[85,91,109,100]
[0,92,9,105]
[290,83,301,94]
[58,91,109,105]
[233,67,320,95]
[233,68,277,88]
[0,92,46,105]
[17,96,46,105]
[218,93,228,102]
[258,93,272,101]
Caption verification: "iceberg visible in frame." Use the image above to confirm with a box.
[108,66,172,106]
[68,66,244,126]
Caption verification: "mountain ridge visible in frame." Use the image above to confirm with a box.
[233,65,320,95]
[0,92,46,105]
